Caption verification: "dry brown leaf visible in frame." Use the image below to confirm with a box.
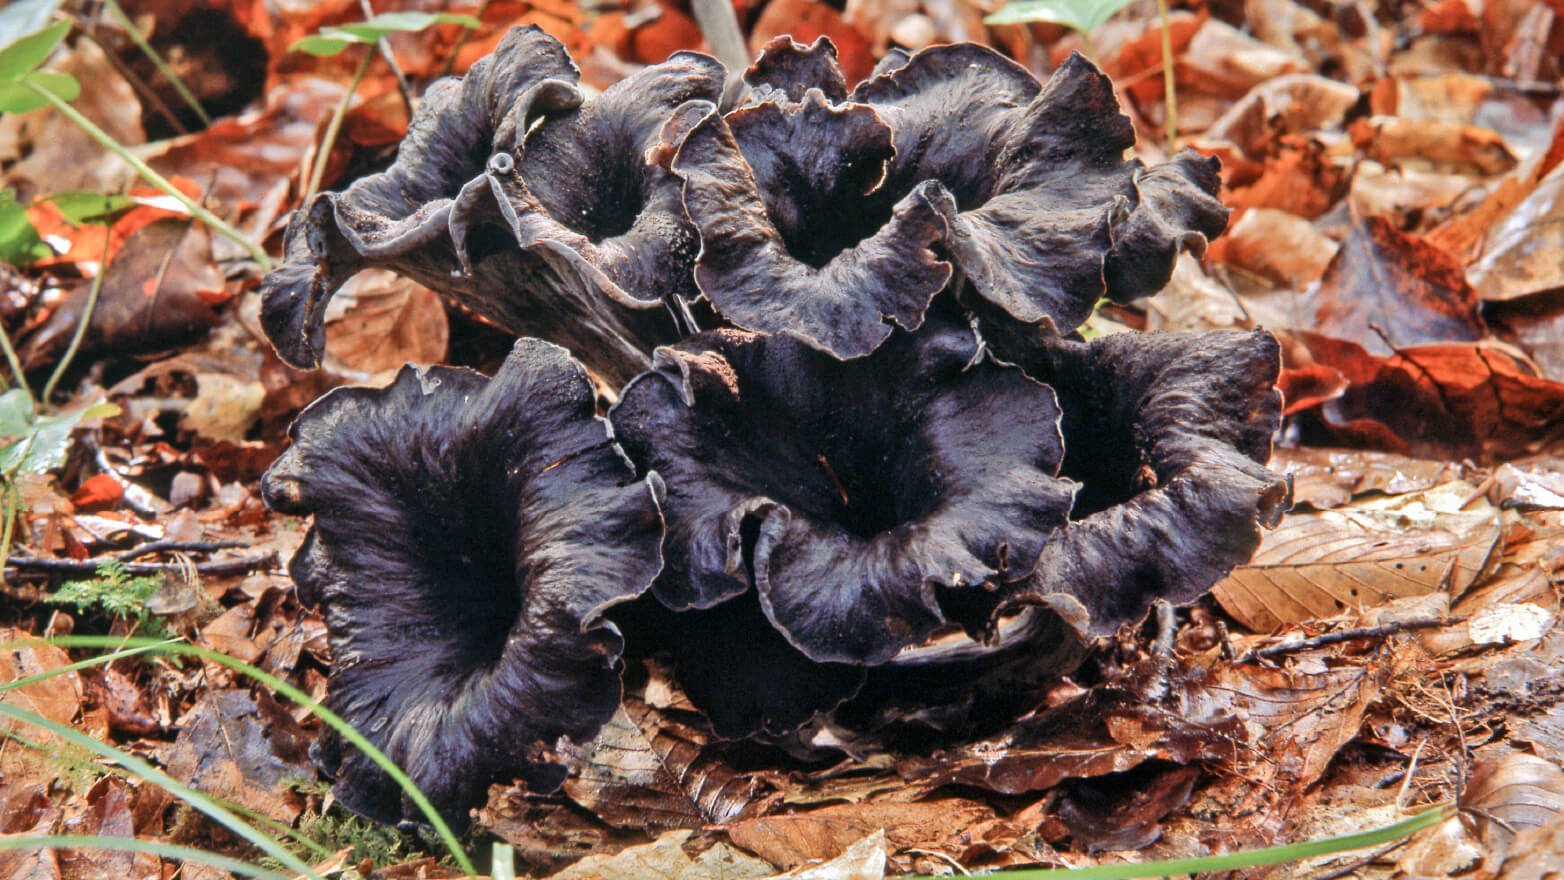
[1470,164,1564,302]
[1467,751,1564,874]
[322,269,449,376]
[1353,116,1518,176]
[1213,494,1502,631]
[562,701,769,830]
[548,829,776,880]
[1207,207,1336,289]
[1269,447,1464,510]
[1310,215,1485,356]
[0,630,83,762]
[158,689,312,823]
[726,800,995,871]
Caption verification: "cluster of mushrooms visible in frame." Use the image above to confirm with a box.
[259,27,1292,827]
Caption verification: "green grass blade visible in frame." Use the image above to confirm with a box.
[0,834,290,879]
[991,806,1452,878]
[18,79,272,269]
[3,635,477,876]
[0,639,173,692]
[0,702,323,880]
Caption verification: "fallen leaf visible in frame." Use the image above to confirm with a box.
[727,800,995,871]
[562,701,769,830]
[767,830,885,880]
[1352,116,1518,176]
[548,829,776,880]
[1208,207,1336,289]
[1310,216,1484,356]
[1269,447,1463,509]
[1467,602,1555,644]
[181,372,266,445]
[20,220,225,371]
[158,689,312,824]
[1213,498,1502,631]
[322,269,449,376]
[1469,163,1564,302]
[1303,335,1564,461]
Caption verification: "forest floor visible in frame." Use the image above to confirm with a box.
[1,0,1563,878]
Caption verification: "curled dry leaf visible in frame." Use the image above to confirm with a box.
[561,699,768,830]
[1301,335,1564,461]
[157,689,312,824]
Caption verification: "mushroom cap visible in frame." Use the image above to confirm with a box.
[609,319,1076,669]
[669,41,1230,360]
[1001,328,1291,634]
[261,338,665,826]
[260,26,723,384]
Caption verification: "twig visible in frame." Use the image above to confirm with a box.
[112,539,248,561]
[1242,616,1457,662]
[1313,838,1413,880]
[8,551,277,577]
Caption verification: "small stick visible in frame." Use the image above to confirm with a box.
[1241,616,1457,662]
[8,551,277,577]
[113,540,248,561]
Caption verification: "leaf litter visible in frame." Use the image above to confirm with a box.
[1,0,1564,878]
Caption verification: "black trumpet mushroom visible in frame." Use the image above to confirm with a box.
[609,322,1288,739]
[664,36,1229,360]
[258,26,1293,810]
[260,26,723,385]
[261,339,664,826]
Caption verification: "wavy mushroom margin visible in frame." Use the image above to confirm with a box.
[261,338,666,826]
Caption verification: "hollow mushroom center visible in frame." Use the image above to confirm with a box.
[407,486,525,669]
[521,141,649,243]
[768,179,897,269]
[743,407,942,540]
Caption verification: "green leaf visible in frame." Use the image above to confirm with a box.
[0,69,79,113]
[0,399,117,475]
[985,0,1133,31]
[45,190,134,225]
[0,19,69,83]
[288,34,353,57]
[0,189,50,266]
[0,389,34,439]
[288,12,480,56]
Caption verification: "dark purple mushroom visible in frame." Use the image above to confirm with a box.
[260,26,723,384]
[608,319,1076,668]
[611,325,1287,738]
[261,338,664,825]
[669,42,1229,357]
[997,328,1291,633]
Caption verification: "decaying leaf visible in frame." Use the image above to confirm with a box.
[1213,501,1502,631]
[561,700,769,830]
[548,829,777,880]
[1310,216,1485,356]
[157,689,312,824]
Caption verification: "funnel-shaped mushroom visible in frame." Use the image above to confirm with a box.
[999,328,1291,631]
[667,41,1227,359]
[260,26,723,384]
[261,338,664,826]
[609,320,1076,668]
